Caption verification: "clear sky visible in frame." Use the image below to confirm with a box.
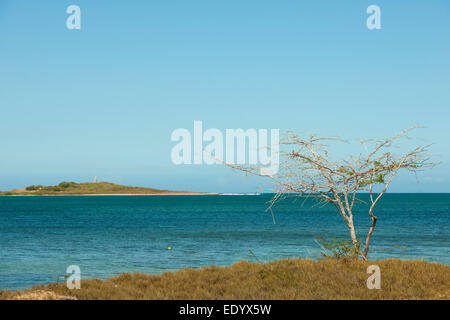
[0,0,449,193]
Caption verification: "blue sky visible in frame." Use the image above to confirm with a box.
[0,0,449,192]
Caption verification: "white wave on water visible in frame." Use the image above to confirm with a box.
[220,193,261,196]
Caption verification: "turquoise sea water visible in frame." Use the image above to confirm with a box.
[0,194,449,290]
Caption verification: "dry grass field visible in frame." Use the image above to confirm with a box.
[1,258,449,300]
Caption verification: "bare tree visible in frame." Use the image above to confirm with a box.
[228,127,435,260]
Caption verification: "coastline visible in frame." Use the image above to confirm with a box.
[0,181,218,196]
[1,193,448,299]
[0,192,219,196]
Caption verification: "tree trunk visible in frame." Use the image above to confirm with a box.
[347,217,359,258]
[362,213,377,260]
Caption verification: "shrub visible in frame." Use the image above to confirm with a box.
[316,236,361,260]
[25,185,43,191]
[58,182,78,189]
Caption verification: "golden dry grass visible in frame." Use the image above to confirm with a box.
[1,258,449,300]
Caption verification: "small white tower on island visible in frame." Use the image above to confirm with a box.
[94,176,97,183]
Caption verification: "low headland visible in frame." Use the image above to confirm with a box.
[1,258,449,300]
[0,181,216,196]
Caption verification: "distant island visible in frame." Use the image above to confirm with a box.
[0,181,216,196]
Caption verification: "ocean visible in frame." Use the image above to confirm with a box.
[0,194,449,290]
